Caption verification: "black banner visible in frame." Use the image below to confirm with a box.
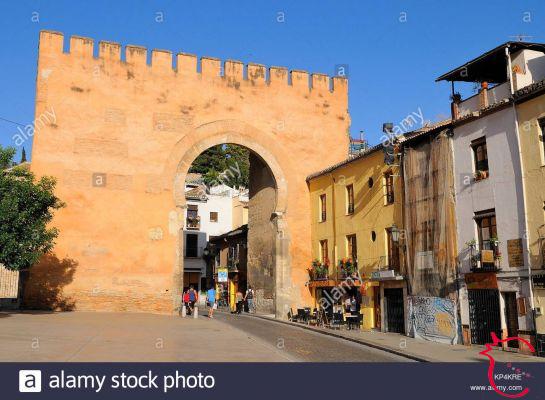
[6,362,545,399]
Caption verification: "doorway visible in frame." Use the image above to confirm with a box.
[468,289,501,345]
[180,142,281,315]
[503,292,519,348]
[384,288,405,334]
[373,287,381,330]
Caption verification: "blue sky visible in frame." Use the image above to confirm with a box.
[0,0,543,159]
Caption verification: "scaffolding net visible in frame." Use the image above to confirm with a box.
[403,131,458,299]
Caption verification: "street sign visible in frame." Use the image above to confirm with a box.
[218,268,228,283]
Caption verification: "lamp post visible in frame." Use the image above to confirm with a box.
[391,224,400,243]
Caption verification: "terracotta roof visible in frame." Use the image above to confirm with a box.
[185,172,203,185]
[185,186,207,201]
[306,119,451,181]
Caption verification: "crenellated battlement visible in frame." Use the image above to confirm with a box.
[38,30,347,94]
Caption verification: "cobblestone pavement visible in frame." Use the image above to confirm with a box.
[213,312,413,362]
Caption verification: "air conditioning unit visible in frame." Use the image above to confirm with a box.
[536,307,543,316]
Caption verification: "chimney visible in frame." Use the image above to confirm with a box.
[479,81,489,109]
[450,96,461,120]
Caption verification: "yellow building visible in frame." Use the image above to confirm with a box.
[515,83,545,341]
[306,145,406,332]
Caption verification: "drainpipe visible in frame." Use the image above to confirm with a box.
[506,45,537,336]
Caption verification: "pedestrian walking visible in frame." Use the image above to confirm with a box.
[183,289,190,315]
[207,286,217,318]
[235,290,244,314]
[244,285,256,313]
[188,285,198,316]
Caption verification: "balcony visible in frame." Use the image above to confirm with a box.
[456,82,510,118]
[186,215,201,230]
[468,240,502,272]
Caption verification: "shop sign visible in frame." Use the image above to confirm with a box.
[507,238,524,268]
[217,268,228,283]
[465,272,498,289]
[371,270,395,280]
[534,274,545,289]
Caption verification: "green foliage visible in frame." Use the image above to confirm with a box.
[308,259,329,279]
[0,145,64,271]
[189,144,249,189]
[0,146,16,170]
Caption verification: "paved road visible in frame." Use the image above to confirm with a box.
[0,311,290,362]
[213,312,414,362]
[0,311,414,362]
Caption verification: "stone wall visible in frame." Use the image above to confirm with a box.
[25,30,349,316]
[247,153,277,314]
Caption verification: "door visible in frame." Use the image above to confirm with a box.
[384,288,405,334]
[373,287,381,330]
[468,289,501,345]
[503,292,519,348]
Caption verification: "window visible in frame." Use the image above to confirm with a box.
[386,228,400,271]
[471,137,489,179]
[185,233,199,258]
[210,211,218,222]
[539,118,545,164]
[187,204,198,218]
[384,172,394,204]
[320,239,329,265]
[346,184,354,214]
[347,234,357,262]
[186,204,200,229]
[474,210,497,250]
[319,194,327,222]
[420,219,436,252]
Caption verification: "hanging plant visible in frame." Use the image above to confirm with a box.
[339,258,357,276]
[308,259,328,280]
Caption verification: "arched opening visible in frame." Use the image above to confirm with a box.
[167,123,291,317]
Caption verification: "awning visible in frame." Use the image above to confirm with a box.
[436,42,545,83]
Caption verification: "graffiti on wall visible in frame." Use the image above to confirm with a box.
[408,295,458,345]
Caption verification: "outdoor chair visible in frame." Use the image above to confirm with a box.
[297,308,307,323]
[330,312,344,330]
[288,308,298,322]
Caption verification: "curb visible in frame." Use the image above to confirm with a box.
[220,311,429,362]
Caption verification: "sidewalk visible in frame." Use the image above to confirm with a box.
[246,313,544,363]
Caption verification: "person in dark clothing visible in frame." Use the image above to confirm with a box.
[188,285,198,315]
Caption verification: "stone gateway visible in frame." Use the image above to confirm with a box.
[25,31,349,317]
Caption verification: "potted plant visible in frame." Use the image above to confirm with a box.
[471,252,481,269]
[308,260,328,280]
[474,170,489,181]
[338,258,357,278]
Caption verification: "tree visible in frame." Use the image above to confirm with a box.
[0,145,65,271]
[20,147,27,163]
[189,144,250,188]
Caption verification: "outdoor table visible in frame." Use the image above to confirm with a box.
[344,315,359,330]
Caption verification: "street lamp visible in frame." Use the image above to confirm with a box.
[391,224,400,243]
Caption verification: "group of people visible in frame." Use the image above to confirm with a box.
[182,286,199,316]
[182,285,255,318]
[233,286,255,314]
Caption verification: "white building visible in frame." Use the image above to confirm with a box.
[437,42,545,350]
[183,173,247,292]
